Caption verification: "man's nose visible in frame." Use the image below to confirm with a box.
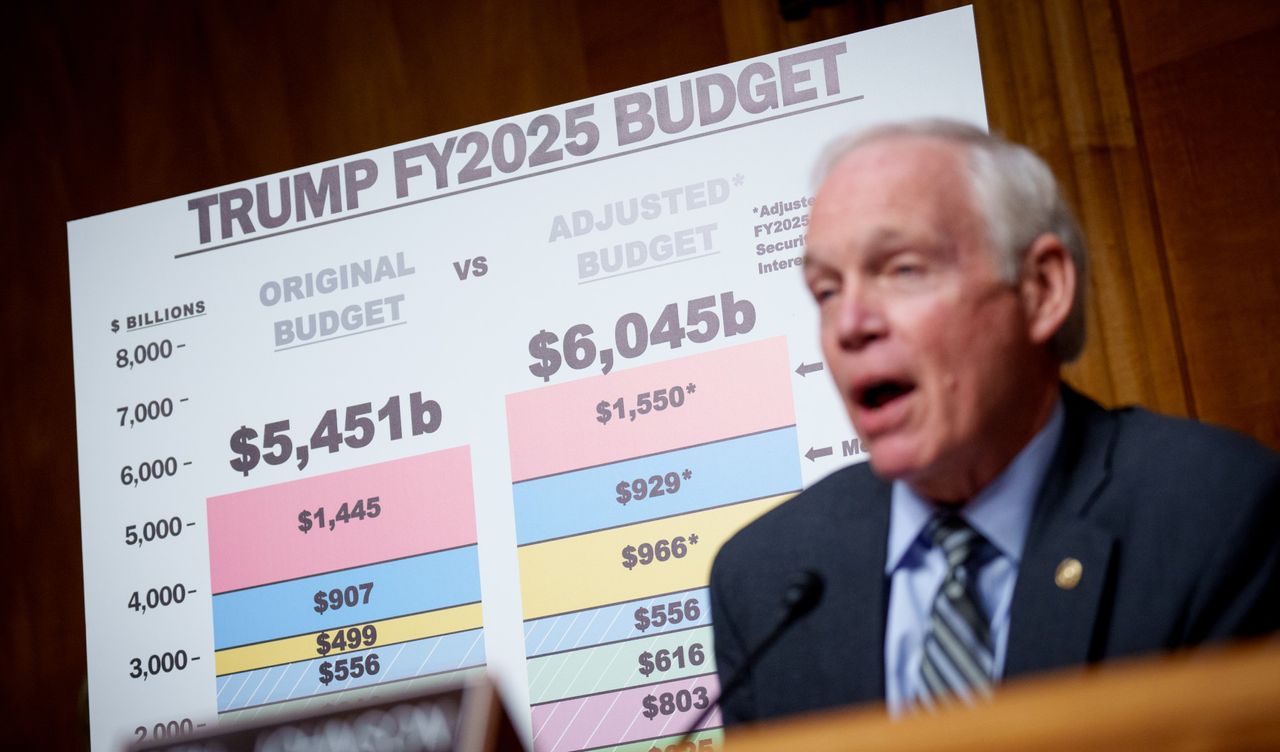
[833,283,887,350]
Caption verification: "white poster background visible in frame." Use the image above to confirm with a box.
[69,8,984,750]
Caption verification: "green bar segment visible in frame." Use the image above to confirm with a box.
[529,626,714,704]
[588,728,724,752]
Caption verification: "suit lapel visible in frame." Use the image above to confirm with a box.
[823,469,890,703]
[1005,388,1118,677]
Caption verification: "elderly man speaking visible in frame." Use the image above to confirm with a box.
[709,120,1280,724]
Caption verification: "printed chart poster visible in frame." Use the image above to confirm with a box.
[68,8,984,751]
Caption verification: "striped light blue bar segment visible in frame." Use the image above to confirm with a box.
[212,546,481,650]
[524,587,712,658]
[219,666,487,727]
[214,628,485,713]
[513,426,800,545]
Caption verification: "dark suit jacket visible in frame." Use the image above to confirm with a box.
[709,387,1280,725]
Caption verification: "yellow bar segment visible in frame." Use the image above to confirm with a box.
[518,494,792,620]
[215,602,483,676]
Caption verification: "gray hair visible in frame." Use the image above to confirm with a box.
[814,119,1088,362]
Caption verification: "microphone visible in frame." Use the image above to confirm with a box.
[677,570,825,739]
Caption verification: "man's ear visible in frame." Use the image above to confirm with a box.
[1019,233,1076,346]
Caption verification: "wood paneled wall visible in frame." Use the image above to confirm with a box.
[1116,0,1280,446]
[5,1,1276,747]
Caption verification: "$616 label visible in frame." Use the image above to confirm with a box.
[637,643,705,677]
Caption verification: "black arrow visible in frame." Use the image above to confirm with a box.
[805,446,833,462]
[795,361,824,377]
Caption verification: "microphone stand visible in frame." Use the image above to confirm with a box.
[673,571,824,747]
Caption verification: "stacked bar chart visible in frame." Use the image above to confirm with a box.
[507,337,803,752]
[207,447,485,722]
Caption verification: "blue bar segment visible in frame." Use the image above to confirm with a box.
[215,628,486,712]
[212,546,481,649]
[523,587,712,657]
[513,427,800,545]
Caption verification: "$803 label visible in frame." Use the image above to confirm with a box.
[641,687,710,719]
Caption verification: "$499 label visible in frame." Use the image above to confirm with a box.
[316,624,377,656]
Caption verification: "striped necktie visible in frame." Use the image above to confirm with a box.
[919,514,994,708]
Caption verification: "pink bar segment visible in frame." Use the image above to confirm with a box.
[207,446,475,593]
[530,674,722,752]
[507,337,795,482]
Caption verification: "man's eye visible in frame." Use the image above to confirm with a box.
[888,261,924,278]
[810,285,837,304]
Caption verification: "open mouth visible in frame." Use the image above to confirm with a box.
[856,380,915,410]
